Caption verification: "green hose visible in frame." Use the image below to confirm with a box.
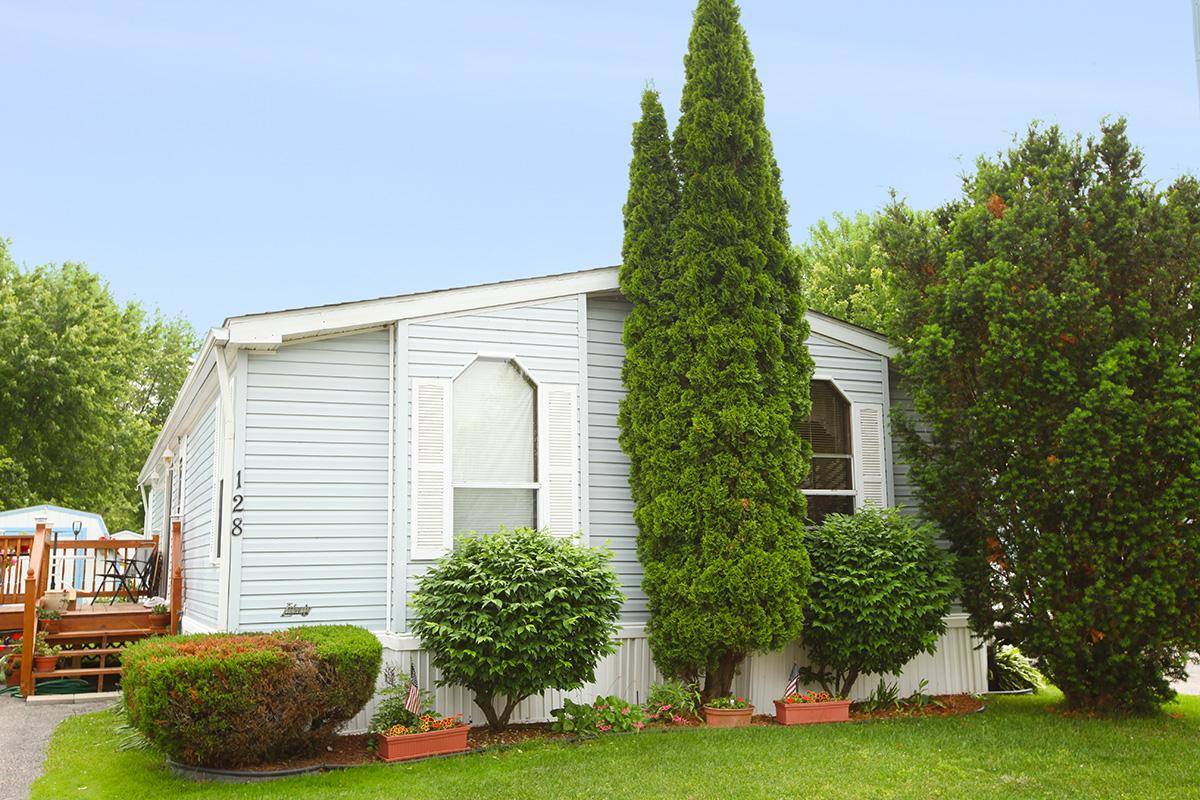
[1,678,94,698]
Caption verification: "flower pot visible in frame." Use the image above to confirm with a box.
[774,698,851,725]
[33,655,58,673]
[702,706,753,728]
[40,619,61,634]
[376,726,470,762]
[148,613,170,629]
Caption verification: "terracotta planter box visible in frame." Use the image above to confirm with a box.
[774,698,851,725]
[33,655,58,673]
[377,726,470,762]
[148,613,170,629]
[702,706,754,728]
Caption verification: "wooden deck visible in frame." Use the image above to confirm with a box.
[0,521,182,697]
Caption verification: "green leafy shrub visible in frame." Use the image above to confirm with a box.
[551,695,647,735]
[883,119,1200,711]
[411,527,623,731]
[990,645,1047,693]
[801,508,959,697]
[645,679,700,723]
[121,625,381,767]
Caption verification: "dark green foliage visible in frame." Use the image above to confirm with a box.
[991,645,1047,693]
[800,508,958,697]
[411,527,623,732]
[620,0,813,704]
[882,119,1200,711]
[120,626,381,767]
[0,239,197,529]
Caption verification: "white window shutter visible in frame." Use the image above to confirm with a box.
[411,379,453,559]
[852,402,888,509]
[539,384,579,538]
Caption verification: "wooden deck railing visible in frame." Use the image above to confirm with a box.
[2,521,176,697]
[0,535,33,605]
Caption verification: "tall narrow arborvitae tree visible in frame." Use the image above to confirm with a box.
[619,88,680,508]
[622,0,813,701]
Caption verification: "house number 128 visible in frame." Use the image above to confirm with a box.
[231,469,244,536]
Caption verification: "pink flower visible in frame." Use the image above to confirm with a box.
[621,707,630,715]
[633,721,645,730]
[597,723,612,732]
[672,714,684,724]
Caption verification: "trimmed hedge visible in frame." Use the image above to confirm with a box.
[121,625,381,768]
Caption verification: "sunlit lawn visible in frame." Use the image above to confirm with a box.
[32,690,1200,800]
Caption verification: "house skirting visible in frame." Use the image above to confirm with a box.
[344,614,988,732]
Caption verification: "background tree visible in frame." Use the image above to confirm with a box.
[0,239,197,530]
[882,119,1200,711]
[623,0,813,702]
[796,211,899,336]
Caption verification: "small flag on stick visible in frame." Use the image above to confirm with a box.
[784,663,800,698]
[405,661,422,714]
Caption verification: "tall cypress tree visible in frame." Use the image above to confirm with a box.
[622,0,813,700]
[619,89,679,514]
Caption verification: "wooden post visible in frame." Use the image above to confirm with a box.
[169,517,183,635]
[20,523,47,698]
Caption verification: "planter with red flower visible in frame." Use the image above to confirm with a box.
[376,714,468,762]
[702,695,753,727]
[774,690,851,725]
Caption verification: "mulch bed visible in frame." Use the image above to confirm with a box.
[205,694,984,776]
[850,693,984,721]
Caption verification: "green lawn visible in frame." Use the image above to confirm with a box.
[32,691,1200,800]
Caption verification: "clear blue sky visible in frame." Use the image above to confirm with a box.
[3,1,1197,331]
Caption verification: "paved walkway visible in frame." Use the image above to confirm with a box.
[0,698,109,800]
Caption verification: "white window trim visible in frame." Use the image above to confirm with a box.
[802,377,855,504]
[208,399,223,565]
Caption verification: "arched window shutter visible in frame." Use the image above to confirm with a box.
[411,378,452,560]
[852,402,888,508]
[539,384,579,537]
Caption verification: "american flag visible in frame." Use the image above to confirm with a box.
[785,663,800,697]
[404,662,422,714]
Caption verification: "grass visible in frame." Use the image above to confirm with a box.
[32,691,1200,800]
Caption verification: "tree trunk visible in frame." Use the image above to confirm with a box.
[700,652,742,705]
[475,691,525,733]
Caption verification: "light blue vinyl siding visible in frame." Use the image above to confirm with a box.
[182,402,219,628]
[402,296,582,628]
[585,298,645,622]
[583,298,898,624]
[147,482,164,537]
[240,330,391,631]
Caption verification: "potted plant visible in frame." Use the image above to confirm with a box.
[375,713,468,762]
[702,695,753,728]
[37,606,63,633]
[369,667,470,762]
[774,690,852,725]
[31,632,60,674]
[148,603,170,628]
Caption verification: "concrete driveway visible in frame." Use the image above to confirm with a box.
[0,698,111,800]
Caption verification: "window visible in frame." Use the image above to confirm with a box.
[452,358,538,535]
[801,380,855,524]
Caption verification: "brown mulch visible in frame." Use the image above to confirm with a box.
[850,693,984,721]
[212,694,985,774]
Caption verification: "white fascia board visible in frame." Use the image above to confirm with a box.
[223,267,622,342]
[805,312,897,359]
[137,328,224,483]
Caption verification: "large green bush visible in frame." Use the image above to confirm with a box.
[619,0,813,704]
[121,625,380,767]
[411,527,623,731]
[800,508,958,697]
[882,119,1200,711]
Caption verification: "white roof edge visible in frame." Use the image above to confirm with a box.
[804,311,897,359]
